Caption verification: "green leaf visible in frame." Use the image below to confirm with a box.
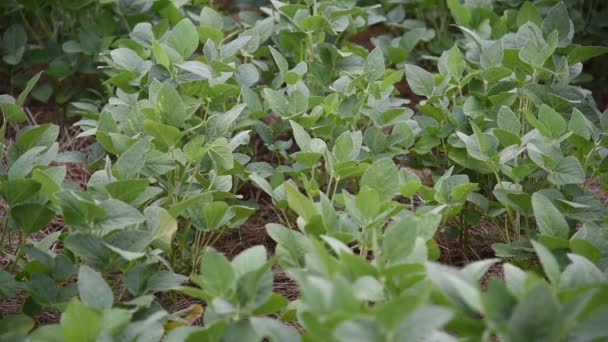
[145,206,178,253]
[445,44,464,79]
[208,138,234,170]
[508,284,560,341]
[538,104,566,139]
[568,108,591,140]
[95,199,145,232]
[0,270,18,299]
[360,158,400,201]
[268,46,288,75]
[0,314,34,336]
[289,120,311,152]
[78,265,113,310]
[195,248,236,298]
[182,133,206,161]
[542,2,573,47]
[567,46,608,64]
[0,179,40,205]
[300,15,329,32]
[548,156,585,185]
[220,36,250,59]
[531,241,560,285]
[519,25,557,67]
[404,64,434,97]
[480,40,503,70]
[166,18,198,59]
[285,183,317,222]
[263,89,289,117]
[12,204,55,234]
[447,0,471,26]
[111,48,145,71]
[497,106,521,135]
[232,245,267,279]
[0,102,26,123]
[364,48,385,81]
[61,300,101,342]
[531,192,569,239]
[202,202,230,229]
[144,119,182,149]
[9,144,58,180]
[17,71,43,106]
[156,83,188,127]
[560,254,606,288]
[115,138,150,179]
[105,179,149,203]
[394,306,453,341]
[516,2,542,27]
[235,63,260,87]
[2,24,27,65]
[199,7,224,30]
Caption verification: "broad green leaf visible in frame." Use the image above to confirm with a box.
[208,138,233,170]
[538,104,566,139]
[155,83,188,127]
[263,89,289,117]
[183,135,206,162]
[202,202,230,229]
[300,15,329,32]
[95,199,145,232]
[445,44,464,79]
[105,179,149,203]
[9,144,58,180]
[0,314,34,336]
[199,7,224,30]
[531,241,560,285]
[497,106,520,134]
[2,24,27,65]
[364,48,385,81]
[508,284,560,341]
[111,48,145,71]
[360,158,400,201]
[531,192,569,239]
[268,46,288,75]
[0,102,26,123]
[61,300,101,342]
[480,40,503,69]
[78,265,113,310]
[0,179,40,205]
[290,120,311,152]
[235,64,260,87]
[144,119,182,149]
[219,35,251,59]
[195,248,235,297]
[143,207,178,253]
[447,0,471,26]
[404,64,434,97]
[548,156,584,185]
[232,245,267,277]
[568,108,590,140]
[394,306,453,341]
[567,46,608,64]
[516,2,542,27]
[541,2,573,47]
[152,41,171,69]
[560,254,606,288]
[12,203,54,234]
[285,183,317,222]
[114,138,150,179]
[166,18,198,59]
